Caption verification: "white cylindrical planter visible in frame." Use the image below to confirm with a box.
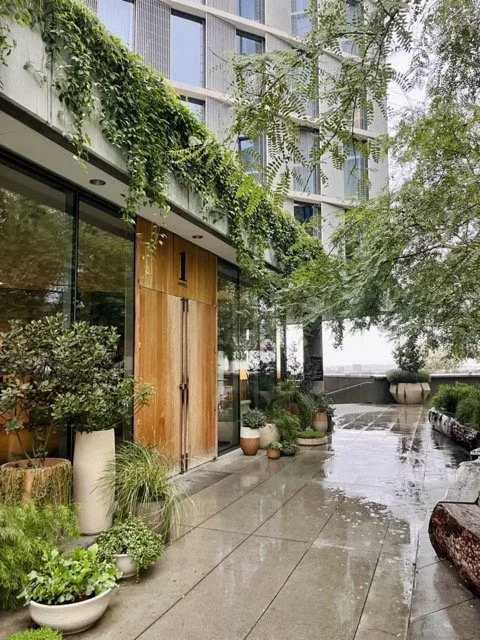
[259,423,279,449]
[73,429,115,535]
[240,426,260,456]
[116,554,137,579]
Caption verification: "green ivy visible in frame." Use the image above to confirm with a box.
[4,0,322,290]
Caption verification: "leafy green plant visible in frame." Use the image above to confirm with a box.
[393,336,426,373]
[455,392,480,431]
[296,430,326,439]
[265,441,282,451]
[99,441,179,540]
[270,409,301,444]
[280,442,299,456]
[20,545,118,605]
[6,629,62,640]
[95,518,164,580]
[242,409,266,430]
[386,369,430,384]
[311,392,334,415]
[270,381,314,429]
[0,502,79,609]
[430,384,475,414]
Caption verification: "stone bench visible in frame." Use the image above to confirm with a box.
[429,461,480,595]
[429,408,480,451]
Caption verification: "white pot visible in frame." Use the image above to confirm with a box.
[389,382,431,405]
[240,426,260,439]
[116,554,137,579]
[259,423,279,449]
[73,429,115,535]
[29,588,113,635]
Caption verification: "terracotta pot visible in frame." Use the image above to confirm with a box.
[0,458,72,504]
[389,382,431,405]
[313,411,328,431]
[239,426,260,456]
[267,448,281,460]
[73,429,115,535]
[29,588,113,635]
[259,423,280,448]
[0,427,61,465]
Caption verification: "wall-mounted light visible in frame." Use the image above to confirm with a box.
[192,234,204,239]
[89,178,106,186]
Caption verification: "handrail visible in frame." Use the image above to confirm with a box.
[327,381,373,395]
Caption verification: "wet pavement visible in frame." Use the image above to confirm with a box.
[2,404,480,639]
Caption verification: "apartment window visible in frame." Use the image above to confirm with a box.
[354,105,367,130]
[180,97,205,121]
[291,0,311,37]
[342,0,363,56]
[344,144,369,199]
[238,136,263,180]
[293,129,319,194]
[238,0,264,22]
[294,202,317,224]
[97,0,134,47]
[171,12,204,86]
[236,31,264,55]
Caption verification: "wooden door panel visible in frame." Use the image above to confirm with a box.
[187,300,217,469]
[135,288,182,469]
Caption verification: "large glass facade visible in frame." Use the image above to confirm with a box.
[217,262,282,453]
[171,12,204,86]
[97,0,135,47]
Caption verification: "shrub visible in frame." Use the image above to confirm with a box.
[7,629,62,640]
[430,383,475,414]
[280,442,299,456]
[270,409,301,444]
[20,545,118,605]
[0,503,79,609]
[95,518,164,580]
[270,381,314,429]
[296,430,326,439]
[386,369,430,384]
[456,392,480,431]
[311,392,334,415]
[242,409,266,430]
[99,441,179,540]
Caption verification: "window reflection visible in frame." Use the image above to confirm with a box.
[291,0,312,36]
[238,0,264,22]
[344,144,369,199]
[97,0,134,46]
[171,12,204,86]
[180,97,205,121]
[0,163,73,330]
[236,31,264,55]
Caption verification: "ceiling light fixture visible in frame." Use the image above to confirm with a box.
[89,178,106,186]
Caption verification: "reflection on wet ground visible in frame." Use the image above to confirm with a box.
[2,404,479,640]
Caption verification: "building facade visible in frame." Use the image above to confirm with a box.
[0,0,387,469]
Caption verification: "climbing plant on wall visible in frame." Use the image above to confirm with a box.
[1,0,322,291]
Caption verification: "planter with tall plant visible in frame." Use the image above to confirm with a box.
[387,337,430,405]
[270,381,315,429]
[0,317,72,505]
[311,392,334,433]
[99,441,179,540]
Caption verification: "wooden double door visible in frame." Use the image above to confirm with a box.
[135,220,217,472]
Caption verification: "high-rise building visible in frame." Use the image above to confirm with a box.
[0,1,387,470]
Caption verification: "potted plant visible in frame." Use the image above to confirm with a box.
[51,323,152,535]
[99,441,179,540]
[7,630,62,640]
[311,392,334,433]
[386,337,430,404]
[0,316,72,505]
[280,441,299,457]
[270,381,314,429]
[240,409,265,455]
[20,545,118,635]
[95,517,164,580]
[265,441,282,459]
[296,429,328,446]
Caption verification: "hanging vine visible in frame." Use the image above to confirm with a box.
[2,0,322,291]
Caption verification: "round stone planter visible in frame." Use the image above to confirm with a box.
[29,588,113,635]
[0,457,71,505]
[73,429,115,535]
[267,448,281,460]
[297,436,328,446]
[389,382,430,405]
[240,427,260,456]
[259,423,280,449]
[116,554,137,579]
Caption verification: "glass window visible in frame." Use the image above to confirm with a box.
[294,202,315,224]
[171,12,204,86]
[0,162,73,330]
[238,0,264,22]
[344,144,369,199]
[238,136,263,181]
[291,0,311,36]
[342,0,363,56]
[354,105,368,130]
[236,31,264,55]
[293,129,319,193]
[76,200,135,377]
[97,0,134,47]
[180,97,205,121]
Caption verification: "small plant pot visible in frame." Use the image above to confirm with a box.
[116,554,137,579]
[267,449,281,460]
[240,427,260,456]
[29,588,113,635]
[0,457,71,505]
